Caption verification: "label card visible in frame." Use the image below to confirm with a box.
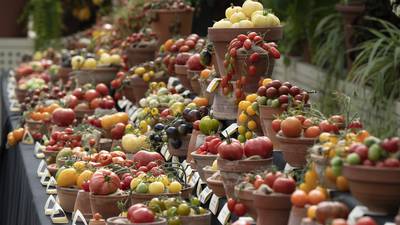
[207,78,221,93]
[284,163,297,173]
[40,169,51,186]
[181,160,188,169]
[172,156,179,164]
[118,99,128,109]
[199,187,212,204]
[50,203,68,224]
[217,203,231,225]
[195,134,205,149]
[34,142,45,159]
[160,145,167,157]
[44,195,57,215]
[209,194,220,215]
[72,210,88,225]
[22,129,34,145]
[164,150,172,161]
[128,106,137,117]
[196,181,203,197]
[348,206,368,225]
[185,166,193,177]
[221,123,238,138]
[42,135,49,145]
[124,102,133,113]
[37,160,47,177]
[46,177,57,195]
[190,172,200,187]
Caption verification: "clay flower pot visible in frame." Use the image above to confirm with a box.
[181,185,194,199]
[75,108,94,123]
[58,67,72,84]
[206,171,226,197]
[130,192,179,205]
[15,88,27,103]
[186,130,203,163]
[56,186,79,213]
[259,105,285,147]
[122,84,137,103]
[207,26,283,77]
[276,133,316,168]
[72,67,119,86]
[47,163,58,177]
[179,211,211,225]
[253,192,292,225]
[25,119,44,134]
[187,69,201,95]
[149,8,194,44]
[287,206,308,225]
[217,157,272,198]
[125,76,149,103]
[342,165,400,214]
[211,84,238,120]
[174,64,191,91]
[89,192,129,219]
[98,138,113,151]
[190,152,217,182]
[74,190,92,221]
[125,45,157,68]
[168,134,191,157]
[202,166,216,181]
[42,149,59,164]
[107,217,167,225]
[234,186,256,218]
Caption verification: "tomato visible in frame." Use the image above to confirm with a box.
[12,128,25,141]
[217,138,243,160]
[272,177,296,194]
[319,120,339,133]
[207,138,221,154]
[132,150,164,168]
[81,180,90,192]
[227,198,236,212]
[186,54,204,71]
[112,156,125,165]
[330,115,345,129]
[291,190,308,207]
[199,116,220,135]
[249,52,260,63]
[243,39,252,50]
[271,119,281,133]
[98,153,112,166]
[72,88,84,99]
[308,189,326,205]
[127,205,155,223]
[52,108,75,126]
[356,217,377,225]
[253,178,264,189]
[264,171,283,188]
[302,119,314,128]
[66,95,79,109]
[281,117,302,137]
[233,203,247,217]
[304,126,321,138]
[84,89,100,102]
[95,83,109,96]
[247,65,257,76]
[89,170,120,195]
[110,122,126,140]
[332,219,348,225]
[243,136,273,158]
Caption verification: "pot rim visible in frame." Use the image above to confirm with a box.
[149,8,194,13]
[106,216,167,225]
[190,152,218,159]
[276,133,317,143]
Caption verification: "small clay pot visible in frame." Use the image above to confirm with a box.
[125,45,157,68]
[56,186,79,213]
[287,206,308,225]
[74,190,92,221]
[186,130,203,163]
[234,186,256,218]
[187,69,201,95]
[15,88,27,103]
[206,171,226,197]
[343,165,400,214]
[42,149,59,164]
[47,163,58,177]
[72,67,119,86]
[58,67,72,84]
[202,166,216,181]
[25,119,44,134]
[217,157,273,198]
[276,133,316,168]
[89,193,129,219]
[130,192,179,205]
[75,108,94,123]
[125,76,149,103]
[259,105,285,147]
[168,134,191,157]
[122,85,137,103]
[149,8,194,44]
[181,185,194,199]
[175,64,191,91]
[179,211,211,225]
[107,217,167,225]
[190,152,217,182]
[211,84,238,120]
[207,26,283,78]
[253,192,292,225]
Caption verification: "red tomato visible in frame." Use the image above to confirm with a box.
[253,178,264,189]
[110,123,125,139]
[110,150,126,159]
[295,115,306,124]
[112,156,125,165]
[84,89,100,102]
[89,170,120,195]
[128,207,155,223]
[96,83,109,96]
[264,171,283,188]
[227,198,236,212]
[304,126,321,138]
[52,108,75,126]
[272,177,296,194]
[217,138,243,160]
[302,118,314,129]
[207,138,221,154]
[132,150,164,168]
[146,161,158,170]
[332,219,348,225]
[233,203,247,217]
[90,98,102,109]
[356,217,377,225]
[271,119,281,133]
[281,117,302,137]
[243,136,273,158]
[98,153,112,166]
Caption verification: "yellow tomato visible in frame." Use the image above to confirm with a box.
[262,78,272,86]
[149,182,165,194]
[299,182,313,193]
[324,167,336,182]
[307,205,317,219]
[168,181,182,193]
[319,132,331,143]
[73,161,86,173]
[246,106,256,116]
[238,113,248,124]
[130,178,141,190]
[238,125,247,135]
[305,170,318,186]
[160,175,170,187]
[245,131,253,139]
[100,115,114,130]
[238,101,251,111]
[57,168,78,187]
[245,94,257,103]
[247,120,257,130]
[336,176,349,191]
[77,170,93,188]
[134,67,146,76]
[115,112,129,124]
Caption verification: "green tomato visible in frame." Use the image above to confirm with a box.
[190,197,200,207]
[346,153,361,165]
[238,135,246,143]
[368,144,381,161]
[198,207,207,215]
[266,99,272,106]
[177,203,190,216]
[251,102,259,112]
[257,96,267,105]
[330,156,343,167]
[168,217,182,225]
[164,198,178,209]
[271,99,280,108]
[149,198,164,213]
[363,136,380,147]
[332,165,342,177]
[136,182,148,193]
[167,206,177,217]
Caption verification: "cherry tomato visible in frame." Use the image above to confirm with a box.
[227,198,236,212]
[233,203,247,217]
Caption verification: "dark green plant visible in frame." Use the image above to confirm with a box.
[349,17,400,136]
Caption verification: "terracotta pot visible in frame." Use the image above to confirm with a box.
[202,166,215,181]
[234,187,256,218]
[181,185,194,199]
[207,26,283,77]
[74,190,92,221]
[206,171,226,197]
[42,149,58,164]
[211,84,237,120]
[179,211,211,225]
[199,78,214,105]
[259,105,285,147]
[89,193,129,219]
[275,133,316,168]
[58,67,72,84]
[217,157,272,198]
[175,64,191,91]
[98,138,113,151]
[190,152,217,182]
[253,192,292,225]
[310,154,336,189]
[75,108,94,123]
[125,45,157,68]
[288,206,308,225]
[342,165,400,214]
[168,134,191,157]
[25,119,44,134]
[187,69,201,95]
[125,76,149,102]
[72,67,119,86]
[47,163,58,177]
[122,85,137,103]
[233,53,274,93]
[149,8,194,44]
[15,88,27,103]
[130,192,179,205]
[107,217,167,225]
[56,186,79,213]
[186,130,203,162]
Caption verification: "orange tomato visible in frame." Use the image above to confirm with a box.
[45,103,60,113]
[299,182,313,193]
[42,112,51,121]
[200,68,211,79]
[304,170,318,186]
[115,112,129,124]
[357,130,369,142]
[281,117,302,138]
[100,115,114,130]
[307,205,317,219]
[30,112,42,121]
[304,126,321,138]
[164,39,175,52]
[336,176,349,191]
[7,133,16,146]
[307,189,326,205]
[325,167,336,182]
[316,186,329,199]
[291,190,308,207]
[192,97,208,107]
[13,128,25,141]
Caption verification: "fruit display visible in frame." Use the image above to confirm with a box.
[71,51,122,70]
[213,1,280,28]
[237,93,261,142]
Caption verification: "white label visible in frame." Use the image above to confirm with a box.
[118,99,128,108]
[40,170,51,186]
[217,203,231,225]
[34,143,45,159]
[42,135,49,143]
[50,203,68,224]
[284,163,297,173]
[209,194,220,215]
[37,160,47,177]
[46,177,57,195]
[160,145,167,157]
[124,102,133,113]
[181,160,188,169]
[348,206,368,225]
[221,123,238,138]
[196,181,203,197]
[72,210,88,225]
[44,195,57,215]
[199,187,212,204]
[128,106,137,117]
[164,150,172,161]
[190,172,200,186]
[172,156,180,164]
[185,166,193,177]
[195,134,206,149]
[207,78,221,93]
